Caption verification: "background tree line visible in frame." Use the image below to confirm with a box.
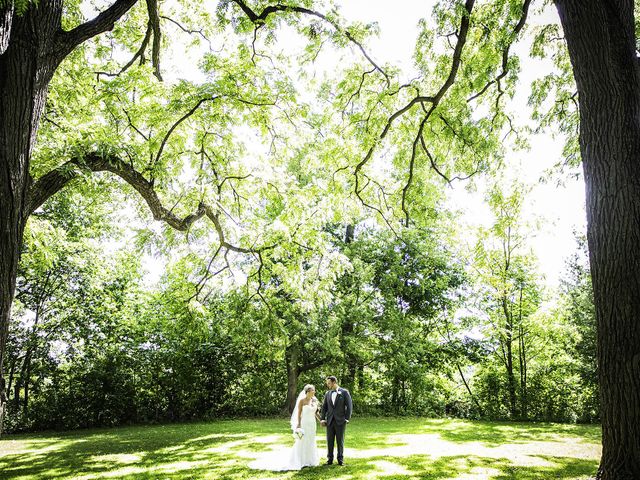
[3,180,597,433]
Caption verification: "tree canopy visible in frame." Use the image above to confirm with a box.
[1,0,639,477]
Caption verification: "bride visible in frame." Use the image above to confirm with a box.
[249,384,320,471]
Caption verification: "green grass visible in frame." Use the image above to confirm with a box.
[0,417,600,479]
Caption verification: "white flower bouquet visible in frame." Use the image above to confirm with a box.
[293,427,305,440]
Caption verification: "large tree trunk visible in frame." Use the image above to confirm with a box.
[0,2,64,432]
[555,1,640,477]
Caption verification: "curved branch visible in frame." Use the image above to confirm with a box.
[354,95,435,195]
[354,0,475,202]
[154,96,221,169]
[95,25,152,79]
[401,116,428,227]
[151,94,273,174]
[26,153,266,255]
[161,15,214,50]
[232,0,390,86]
[420,135,451,184]
[57,0,139,60]
[120,23,152,74]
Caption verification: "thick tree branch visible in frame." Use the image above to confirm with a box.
[145,0,162,80]
[57,0,139,60]
[93,2,164,80]
[300,357,328,372]
[118,23,152,75]
[26,153,266,256]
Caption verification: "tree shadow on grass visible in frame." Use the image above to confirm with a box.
[0,419,600,479]
[336,418,600,452]
[0,422,259,480]
[416,419,601,447]
[284,454,597,480]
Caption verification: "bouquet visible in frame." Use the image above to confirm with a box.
[293,427,305,440]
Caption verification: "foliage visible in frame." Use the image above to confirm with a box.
[464,182,596,423]
[558,234,598,422]
[3,0,600,434]
[327,226,466,415]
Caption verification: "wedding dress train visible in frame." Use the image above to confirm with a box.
[248,404,320,471]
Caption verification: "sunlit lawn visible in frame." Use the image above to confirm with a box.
[0,417,600,479]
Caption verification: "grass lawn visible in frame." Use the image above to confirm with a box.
[0,417,600,479]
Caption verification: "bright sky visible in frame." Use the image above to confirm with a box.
[130,0,586,289]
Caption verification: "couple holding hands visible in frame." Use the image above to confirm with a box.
[249,375,353,471]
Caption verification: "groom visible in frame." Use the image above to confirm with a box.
[320,375,352,466]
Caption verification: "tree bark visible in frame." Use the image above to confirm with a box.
[518,288,528,420]
[555,1,640,477]
[22,351,31,416]
[518,325,528,420]
[0,376,5,436]
[0,0,138,435]
[6,356,15,401]
[341,224,358,389]
[285,343,328,413]
[21,315,41,418]
[0,3,12,55]
[0,3,64,431]
[501,297,517,419]
[0,0,67,436]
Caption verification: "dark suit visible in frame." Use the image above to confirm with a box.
[320,387,352,463]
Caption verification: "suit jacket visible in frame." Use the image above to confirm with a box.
[320,387,352,426]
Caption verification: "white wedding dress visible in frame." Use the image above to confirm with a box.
[248,403,320,471]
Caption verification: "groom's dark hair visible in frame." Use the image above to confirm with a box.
[326,375,337,383]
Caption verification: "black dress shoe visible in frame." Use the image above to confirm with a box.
[325,461,333,465]
[338,461,345,466]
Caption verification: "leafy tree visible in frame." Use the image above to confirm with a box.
[472,183,542,420]
[0,0,384,429]
[6,231,144,430]
[328,225,466,415]
[4,177,133,428]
